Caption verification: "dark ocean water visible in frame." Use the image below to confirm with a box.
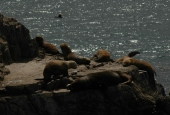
[0,0,170,95]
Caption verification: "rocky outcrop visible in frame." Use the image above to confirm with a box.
[0,59,170,115]
[0,13,170,115]
[0,13,38,64]
[0,13,38,81]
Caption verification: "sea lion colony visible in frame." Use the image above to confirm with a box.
[35,36,157,91]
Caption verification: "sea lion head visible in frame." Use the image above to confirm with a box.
[82,58,91,64]
[58,14,62,18]
[67,60,78,69]
[92,49,111,62]
[60,43,72,53]
[66,77,90,91]
[122,58,132,67]
[60,43,72,60]
[128,51,140,57]
[35,36,44,47]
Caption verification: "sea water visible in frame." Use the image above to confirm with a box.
[0,0,170,95]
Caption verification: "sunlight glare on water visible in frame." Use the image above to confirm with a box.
[0,0,170,95]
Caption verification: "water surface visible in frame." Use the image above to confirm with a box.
[0,0,170,95]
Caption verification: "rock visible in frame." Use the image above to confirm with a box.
[0,71,4,81]
[59,77,73,88]
[0,65,10,75]
[0,84,167,115]
[0,63,10,81]
[0,36,13,64]
[156,96,170,115]
[45,79,60,91]
[0,13,38,64]
[5,82,42,95]
[0,59,169,115]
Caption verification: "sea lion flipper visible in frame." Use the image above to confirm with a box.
[127,51,140,57]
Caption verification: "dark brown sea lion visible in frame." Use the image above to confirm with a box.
[122,57,156,89]
[58,13,62,18]
[60,43,90,65]
[59,43,72,60]
[35,36,61,55]
[43,60,77,82]
[114,51,140,63]
[68,52,91,65]
[92,49,113,62]
[54,13,63,18]
[67,70,132,92]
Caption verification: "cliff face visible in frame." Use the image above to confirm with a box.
[0,13,38,64]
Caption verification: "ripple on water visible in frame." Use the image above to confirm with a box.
[0,0,170,95]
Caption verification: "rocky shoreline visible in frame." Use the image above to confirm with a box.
[0,13,170,115]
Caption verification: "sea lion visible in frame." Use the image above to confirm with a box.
[43,60,77,82]
[60,43,90,65]
[59,43,72,60]
[35,36,61,55]
[92,49,113,62]
[58,13,62,18]
[68,52,91,65]
[122,57,156,89]
[54,13,63,18]
[67,70,132,92]
[114,51,140,63]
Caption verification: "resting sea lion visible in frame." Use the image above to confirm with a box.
[35,36,61,55]
[43,60,77,82]
[114,51,140,63]
[68,52,91,65]
[122,57,156,89]
[67,70,132,91]
[92,49,113,62]
[60,43,90,65]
